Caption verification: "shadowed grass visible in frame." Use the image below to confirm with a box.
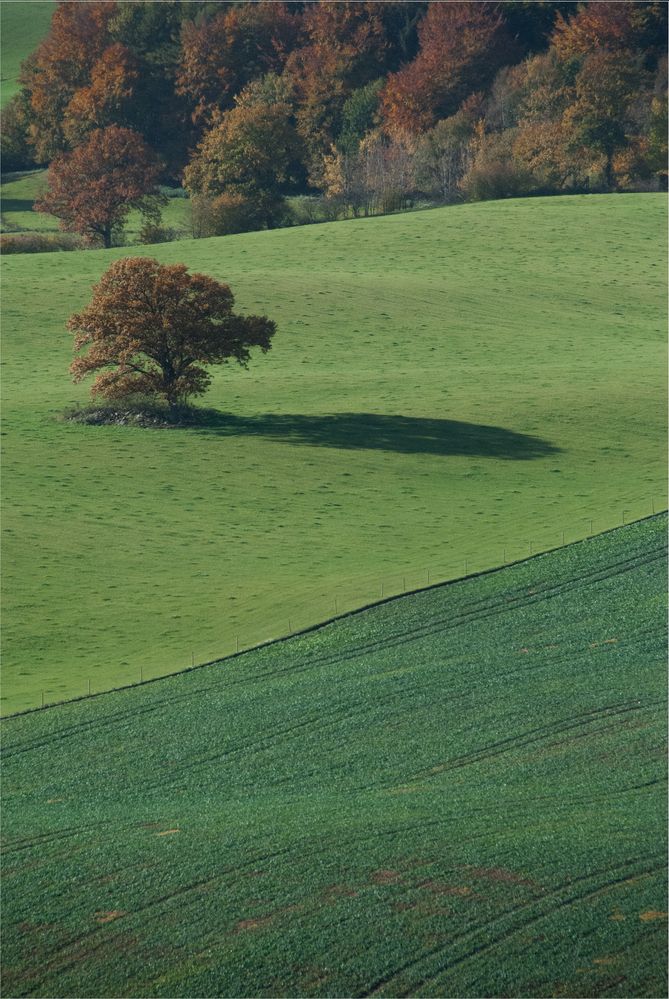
[194,410,561,459]
[69,405,561,460]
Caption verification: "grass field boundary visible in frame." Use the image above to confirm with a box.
[3,509,666,721]
[3,193,665,718]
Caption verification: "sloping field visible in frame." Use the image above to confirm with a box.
[0,1,54,106]
[0,170,191,238]
[1,194,667,712]
[2,516,667,998]
[0,170,191,237]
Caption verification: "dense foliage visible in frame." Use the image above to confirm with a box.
[34,126,164,247]
[4,0,666,223]
[68,257,276,407]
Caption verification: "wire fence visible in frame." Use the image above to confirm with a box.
[6,497,667,716]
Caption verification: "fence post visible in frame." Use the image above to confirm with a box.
[41,691,45,708]
[236,635,239,653]
[88,678,91,696]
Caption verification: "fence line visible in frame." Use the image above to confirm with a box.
[8,500,667,716]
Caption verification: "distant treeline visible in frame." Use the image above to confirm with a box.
[2,1,666,225]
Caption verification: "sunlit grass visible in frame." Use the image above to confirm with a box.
[1,193,666,712]
[0,1,53,106]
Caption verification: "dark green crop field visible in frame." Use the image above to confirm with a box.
[2,515,666,998]
[2,194,666,713]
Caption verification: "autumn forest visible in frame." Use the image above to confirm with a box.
[2,0,667,245]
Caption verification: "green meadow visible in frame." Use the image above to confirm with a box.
[0,1,54,106]
[2,515,667,997]
[1,194,667,714]
[0,169,192,238]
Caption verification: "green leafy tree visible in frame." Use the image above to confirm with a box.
[337,79,384,154]
[183,99,304,227]
[565,50,647,189]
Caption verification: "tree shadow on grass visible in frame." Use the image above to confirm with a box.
[1,198,37,214]
[189,410,560,460]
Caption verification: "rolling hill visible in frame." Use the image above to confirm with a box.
[1,193,667,713]
[0,169,192,238]
[2,514,667,997]
[0,1,54,106]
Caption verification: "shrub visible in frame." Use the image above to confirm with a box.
[0,232,85,254]
[461,158,535,201]
[460,131,536,201]
[211,193,268,234]
[190,193,277,237]
[137,222,179,244]
[288,196,340,226]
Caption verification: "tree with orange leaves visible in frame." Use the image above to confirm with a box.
[552,1,667,60]
[20,1,116,161]
[68,257,277,411]
[381,3,515,135]
[35,126,164,248]
[177,2,300,130]
[283,2,423,181]
[62,43,139,147]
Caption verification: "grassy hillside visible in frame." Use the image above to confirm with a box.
[0,170,192,238]
[1,194,667,714]
[0,1,54,106]
[2,515,667,998]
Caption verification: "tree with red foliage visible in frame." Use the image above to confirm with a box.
[552,1,667,60]
[68,257,277,410]
[35,126,163,248]
[177,2,300,130]
[285,1,397,178]
[381,2,516,135]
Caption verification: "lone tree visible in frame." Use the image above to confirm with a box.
[35,126,164,248]
[68,257,277,410]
